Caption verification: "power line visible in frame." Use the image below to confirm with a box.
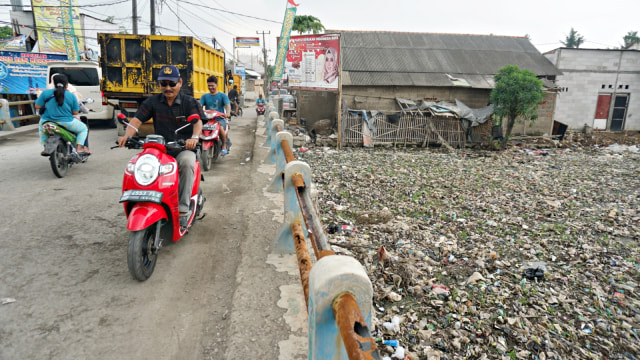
[172,0,281,24]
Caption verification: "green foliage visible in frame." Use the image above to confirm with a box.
[292,15,325,35]
[561,28,584,48]
[622,31,640,48]
[0,26,13,40]
[489,65,544,147]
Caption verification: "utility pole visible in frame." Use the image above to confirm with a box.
[150,0,156,35]
[132,0,138,34]
[257,30,270,97]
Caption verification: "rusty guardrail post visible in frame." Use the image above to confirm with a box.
[274,160,310,254]
[267,131,294,193]
[308,255,375,360]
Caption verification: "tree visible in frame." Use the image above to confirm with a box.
[489,65,545,147]
[292,15,325,35]
[0,26,13,40]
[622,31,639,48]
[561,28,584,48]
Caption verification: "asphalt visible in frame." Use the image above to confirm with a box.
[0,124,39,139]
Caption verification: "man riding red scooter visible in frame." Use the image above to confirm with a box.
[116,65,205,281]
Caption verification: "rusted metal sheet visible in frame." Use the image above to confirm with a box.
[333,292,381,360]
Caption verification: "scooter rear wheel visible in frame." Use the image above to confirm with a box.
[127,226,158,281]
[50,139,69,178]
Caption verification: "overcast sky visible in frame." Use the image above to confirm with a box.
[3,0,639,68]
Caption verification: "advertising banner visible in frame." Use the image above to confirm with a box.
[0,51,67,94]
[235,37,260,47]
[285,33,340,90]
[234,66,246,93]
[0,35,27,52]
[31,0,83,60]
[272,5,297,81]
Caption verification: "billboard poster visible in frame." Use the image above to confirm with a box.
[0,51,67,94]
[31,0,83,60]
[285,33,340,90]
[0,35,27,52]
[235,37,260,47]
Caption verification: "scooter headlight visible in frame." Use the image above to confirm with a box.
[134,154,160,186]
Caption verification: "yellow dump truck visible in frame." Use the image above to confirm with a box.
[98,33,225,135]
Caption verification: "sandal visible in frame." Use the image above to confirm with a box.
[41,151,49,157]
[221,149,228,156]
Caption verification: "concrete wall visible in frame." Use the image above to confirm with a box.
[296,90,338,130]
[545,49,640,131]
[341,86,491,111]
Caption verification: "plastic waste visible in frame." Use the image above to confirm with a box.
[383,339,399,347]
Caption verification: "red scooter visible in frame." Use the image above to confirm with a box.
[115,114,205,281]
[200,109,226,171]
[256,102,266,116]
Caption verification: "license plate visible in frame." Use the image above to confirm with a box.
[119,190,163,204]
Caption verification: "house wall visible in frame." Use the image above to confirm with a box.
[545,49,640,131]
[341,86,492,111]
[511,92,556,136]
[295,90,338,129]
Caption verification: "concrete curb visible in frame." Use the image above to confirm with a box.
[0,124,39,139]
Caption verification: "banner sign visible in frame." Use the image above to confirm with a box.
[0,35,27,52]
[285,33,340,90]
[31,0,83,60]
[272,6,297,81]
[0,51,67,94]
[235,37,260,47]
[234,66,246,93]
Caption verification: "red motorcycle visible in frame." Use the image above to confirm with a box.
[256,102,266,116]
[115,114,206,281]
[200,109,231,171]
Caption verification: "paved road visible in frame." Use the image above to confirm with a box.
[0,111,307,359]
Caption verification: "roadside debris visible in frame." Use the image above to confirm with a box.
[299,143,640,359]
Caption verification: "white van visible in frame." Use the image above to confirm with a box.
[46,61,117,127]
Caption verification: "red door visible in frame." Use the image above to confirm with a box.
[593,94,611,130]
[594,94,611,119]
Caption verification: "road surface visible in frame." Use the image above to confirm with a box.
[0,109,308,359]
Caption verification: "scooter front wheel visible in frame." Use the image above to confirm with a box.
[201,148,212,171]
[127,226,158,281]
[50,139,69,178]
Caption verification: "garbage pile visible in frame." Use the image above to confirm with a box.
[297,144,640,359]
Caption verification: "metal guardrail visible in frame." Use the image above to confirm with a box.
[0,98,40,130]
[262,105,381,360]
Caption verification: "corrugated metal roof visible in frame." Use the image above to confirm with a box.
[335,31,560,88]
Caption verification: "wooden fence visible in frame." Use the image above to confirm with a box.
[341,111,475,148]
